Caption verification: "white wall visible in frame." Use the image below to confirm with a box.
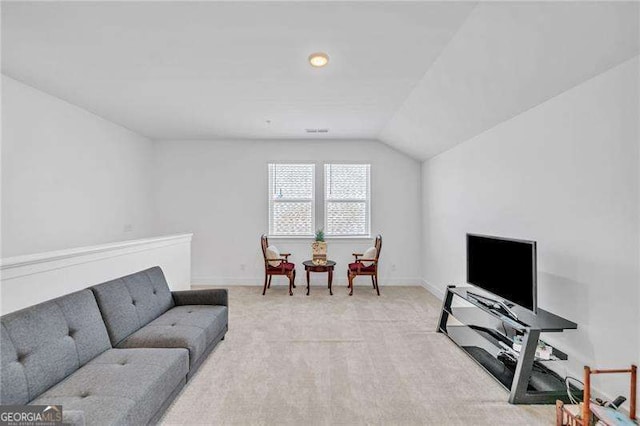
[1,75,155,257]
[1,233,192,314]
[152,139,422,287]
[421,57,639,399]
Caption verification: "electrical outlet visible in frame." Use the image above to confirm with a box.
[123,224,133,233]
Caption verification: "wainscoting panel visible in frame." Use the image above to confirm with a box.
[1,233,192,314]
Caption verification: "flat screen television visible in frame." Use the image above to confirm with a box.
[466,233,537,313]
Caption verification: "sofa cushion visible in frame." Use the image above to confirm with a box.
[91,267,175,346]
[1,324,28,405]
[117,305,228,368]
[0,290,111,405]
[30,348,188,426]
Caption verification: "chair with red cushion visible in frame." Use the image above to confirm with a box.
[261,234,296,296]
[347,234,382,296]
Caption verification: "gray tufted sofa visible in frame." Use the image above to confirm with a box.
[0,267,228,425]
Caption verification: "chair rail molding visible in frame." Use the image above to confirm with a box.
[1,233,193,314]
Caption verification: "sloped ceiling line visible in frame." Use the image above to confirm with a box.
[379,1,640,161]
[377,1,480,160]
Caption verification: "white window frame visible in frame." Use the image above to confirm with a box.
[267,163,316,237]
[323,163,371,238]
[267,162,372,239]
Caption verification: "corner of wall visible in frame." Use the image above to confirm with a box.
[421,279,444,300]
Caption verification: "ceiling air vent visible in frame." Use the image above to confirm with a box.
[306,128,329,133]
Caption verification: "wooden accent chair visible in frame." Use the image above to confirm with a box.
[260,234,296,296]
[347,234,382,296]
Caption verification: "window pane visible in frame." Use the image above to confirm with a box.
[326,201,367,235]
[271,202,313,235]
[269,164,314,200]
[268,163,315,235]
[325,164,369,200]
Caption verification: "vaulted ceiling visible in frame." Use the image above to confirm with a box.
[2,1,639,160]
[379,2,640,159]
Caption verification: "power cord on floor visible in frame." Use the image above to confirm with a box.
[565,375,583,405]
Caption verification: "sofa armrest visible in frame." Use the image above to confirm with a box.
[172,289,228,307]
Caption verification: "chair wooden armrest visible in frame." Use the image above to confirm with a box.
[266,258,287,263]
[352,253,363,258]
[280,253,291,258]
[356,259,376,263]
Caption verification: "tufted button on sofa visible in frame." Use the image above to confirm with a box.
[0,267,228,425]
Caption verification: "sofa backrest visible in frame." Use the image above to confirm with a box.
[90,267,174,346]
[0,289,111,405]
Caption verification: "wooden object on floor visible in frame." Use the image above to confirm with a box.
[556,364,637,426]
[583,365,636,425]
[556,401,582,426]
[260,234,296,296]
[303,260,336,296]
[347,234,382,296]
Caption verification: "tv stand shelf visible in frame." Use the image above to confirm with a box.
[438,285,578,404]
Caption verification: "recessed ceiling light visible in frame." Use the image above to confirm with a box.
[308,52,329,68]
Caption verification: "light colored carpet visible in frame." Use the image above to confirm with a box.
[160,285,554,425]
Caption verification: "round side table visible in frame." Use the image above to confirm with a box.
[302,260,336,296]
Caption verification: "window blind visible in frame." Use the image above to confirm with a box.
[268,164,315,236]
[324,164,370,236]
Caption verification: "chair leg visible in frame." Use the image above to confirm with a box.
[374,274,380,296]
[371,276,376,288]
[348,272,354,296]
[267,275,272,289]
[292,269,296,288]
[288,273,294,296]
[262,273,268,295]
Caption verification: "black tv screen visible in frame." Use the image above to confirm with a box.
[467,234,537,313]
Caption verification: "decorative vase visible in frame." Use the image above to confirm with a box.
[312,241,327,265]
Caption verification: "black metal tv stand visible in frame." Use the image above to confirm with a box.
[466,291,520,321]
[437,285,578,404]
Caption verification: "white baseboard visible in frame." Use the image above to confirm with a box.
[191,276,423,287]
[421,279,445,300]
